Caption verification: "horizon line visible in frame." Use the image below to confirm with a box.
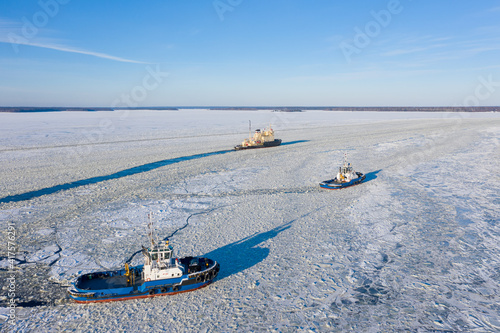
[0,106,499,111]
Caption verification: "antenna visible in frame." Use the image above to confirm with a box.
[147,212,156,247]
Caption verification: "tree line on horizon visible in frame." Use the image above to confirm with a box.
[0,106,498,113]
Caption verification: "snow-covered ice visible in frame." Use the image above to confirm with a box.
[0,110,499,332]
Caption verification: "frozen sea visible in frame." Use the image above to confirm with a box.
[0,110,499,332]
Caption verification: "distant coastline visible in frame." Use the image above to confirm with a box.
[0,106,498,113]
[0,107,178,113]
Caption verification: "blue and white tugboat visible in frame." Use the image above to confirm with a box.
[320,155,365,190]
[67,217,220,303]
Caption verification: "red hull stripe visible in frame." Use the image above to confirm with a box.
[73,282,212,304]
[320,181,364,190]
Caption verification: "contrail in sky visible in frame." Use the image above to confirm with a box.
[0,38,148,64]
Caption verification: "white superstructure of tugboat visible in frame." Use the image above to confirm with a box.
[319,154,365,190]
[67,215,219,303]
[235,121,281,150]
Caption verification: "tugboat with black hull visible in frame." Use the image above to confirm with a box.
[235,121,281,150]
[67,215,220,303]
[320,154,365,190]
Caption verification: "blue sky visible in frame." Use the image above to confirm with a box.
[1,0,499,107]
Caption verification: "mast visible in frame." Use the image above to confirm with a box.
[147,212,156,247]
[248,120,251,140]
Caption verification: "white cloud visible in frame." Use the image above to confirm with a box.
[379,34,500,61]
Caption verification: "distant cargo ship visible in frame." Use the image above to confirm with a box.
[235,122,281,150]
